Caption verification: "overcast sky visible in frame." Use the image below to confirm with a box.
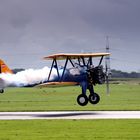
[0,0,140,72]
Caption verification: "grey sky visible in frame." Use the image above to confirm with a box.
[0,0,140,72]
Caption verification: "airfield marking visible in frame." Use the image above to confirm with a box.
[0,111,140,120]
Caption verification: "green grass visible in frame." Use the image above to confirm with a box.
[0,119,139,140]
[0,82,140,111]
[0,81,140,140]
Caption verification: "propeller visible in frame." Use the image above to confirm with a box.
[105,55,111,95]
[105,36,111,95]
[105,65,109,95]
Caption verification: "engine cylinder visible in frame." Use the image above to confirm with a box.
[88,65,105,85]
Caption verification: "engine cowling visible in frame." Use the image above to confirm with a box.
[87,65,105,85]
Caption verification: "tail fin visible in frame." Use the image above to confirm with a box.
[0,59,13,74]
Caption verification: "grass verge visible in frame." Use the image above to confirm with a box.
[0,119,140,140]
[0,82,140,111]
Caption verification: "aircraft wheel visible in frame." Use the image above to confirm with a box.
[0,89,4,94]
[77,94,88,106]
[89,93,100,104]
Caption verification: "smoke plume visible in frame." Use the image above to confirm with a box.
[0,67,58,88]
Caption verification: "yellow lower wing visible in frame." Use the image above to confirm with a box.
[36,82,79,88]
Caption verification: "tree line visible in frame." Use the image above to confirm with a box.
[111,69,140,78]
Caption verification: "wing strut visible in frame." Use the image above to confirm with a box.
[54,59,60,80]
[68,58,75,67]
[98,56,104,66]
[81,57,86,66]
[47,58,60,81]
[87,56,93,66]
[47,59,55,81]
[60,57,68,81]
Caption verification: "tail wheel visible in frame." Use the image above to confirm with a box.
[89,93,100,104]
[0,89,4,94]
[77,94,88,106]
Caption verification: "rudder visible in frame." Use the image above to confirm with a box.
[0,59,13,74]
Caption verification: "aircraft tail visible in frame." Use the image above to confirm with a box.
[0,59,13,74]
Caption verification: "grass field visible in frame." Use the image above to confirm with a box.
[0,79,140,140]
[0,119,140,140]
[0,79,139,111]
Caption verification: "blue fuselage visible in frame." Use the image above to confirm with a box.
[51,67,87,83]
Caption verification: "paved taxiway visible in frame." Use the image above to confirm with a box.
[0,111,140,120]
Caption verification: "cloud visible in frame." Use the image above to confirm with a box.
[0,0,140,71]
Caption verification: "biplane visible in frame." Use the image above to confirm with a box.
[39,53,110,106]
[0,53,110,106]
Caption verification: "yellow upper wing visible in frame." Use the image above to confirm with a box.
[44,53,110,60]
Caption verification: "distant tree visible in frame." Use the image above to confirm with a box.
[12,68,25,74]
[111,69,140,78]
[130,72,139,78]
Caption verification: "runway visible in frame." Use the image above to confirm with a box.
[0,111,140,120]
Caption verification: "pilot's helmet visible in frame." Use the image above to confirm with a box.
[89,65,94,69]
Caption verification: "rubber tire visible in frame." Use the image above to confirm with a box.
[77,94,88,106]
[0,89,4,93]
[89,93,100,104]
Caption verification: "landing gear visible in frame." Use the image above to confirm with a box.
[89,93,100,104]
[77,82,100,106]
[77,94,88,106]
[77,93,100,106]
[0,89,4,94]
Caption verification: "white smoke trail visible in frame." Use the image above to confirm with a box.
[0,67,58,88]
